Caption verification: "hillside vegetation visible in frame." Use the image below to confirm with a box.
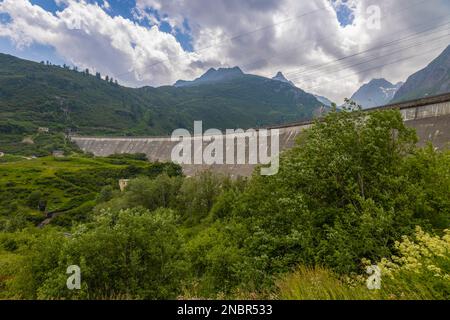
[0,53,322,156]
[0,154,181,230]
[0,107,448,300]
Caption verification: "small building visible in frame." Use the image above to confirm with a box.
[38,127,50,133]
[119,179,130,192]
[22,137,34,144]
[52,150,65,158]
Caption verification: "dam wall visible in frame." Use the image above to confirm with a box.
[71,93,450,177]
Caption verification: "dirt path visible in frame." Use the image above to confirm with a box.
[37,212,65,228]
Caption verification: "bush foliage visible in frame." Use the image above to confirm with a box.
[1,108,449,299]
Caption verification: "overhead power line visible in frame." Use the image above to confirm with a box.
[302,43,449,93]
[117,3,333,78]
[241,0,429,71]
[282,19,450,80]
[288,31,450,84]
[119,0,430,79]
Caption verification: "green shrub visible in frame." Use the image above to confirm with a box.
[1,208,188,299]
[229,108,448,281]
[375,227,450,300]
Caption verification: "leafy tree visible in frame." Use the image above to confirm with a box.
[185,222,245,295]
[230,106,446,278]
[26,191,43,209]
[4,208,188,299]
[399,145,450,229]
[177,171,230,225]
[120,175,182,212]
[96,185,115,203]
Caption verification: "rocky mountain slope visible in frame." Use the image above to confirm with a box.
[392,45,450,102]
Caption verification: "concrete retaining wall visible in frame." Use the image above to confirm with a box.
[71,95,450,177]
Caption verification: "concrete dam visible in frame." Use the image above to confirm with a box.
[71,93,450,177]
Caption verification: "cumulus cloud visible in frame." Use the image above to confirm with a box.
[0,0,203,87]
[136,0,450,102]
[1,0,449,103]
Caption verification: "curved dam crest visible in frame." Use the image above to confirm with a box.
[71,94,450,177]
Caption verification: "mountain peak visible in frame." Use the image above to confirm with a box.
[174,66,244,87]
[365,78,393,87]
[272,71,294,86]
[203,66,243,76]
[350,78,403,109]
[218,66,243,73]
[274,71,286,78]
[203,67,217,76]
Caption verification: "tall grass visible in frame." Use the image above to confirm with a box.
[275,266,378,300]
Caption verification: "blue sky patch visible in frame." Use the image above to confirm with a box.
[21,0,194,58]
[0,12,12,24]
[330,0,355,27]
[29,0,64,13]
[0,36,67,66]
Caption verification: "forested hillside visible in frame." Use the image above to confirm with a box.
[0,54,323,156]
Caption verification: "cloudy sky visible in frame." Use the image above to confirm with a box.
[0,0,449,103]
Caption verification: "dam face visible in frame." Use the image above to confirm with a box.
[71,94,450,177]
